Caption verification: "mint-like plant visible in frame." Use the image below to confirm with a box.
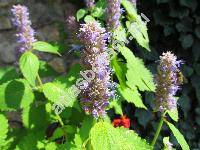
[0,0,190,150]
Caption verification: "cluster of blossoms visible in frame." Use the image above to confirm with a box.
[112,115,131,128]
[78,21,114,118]
[106,0,121,31]
[11,5,36,53]
[84,0,95,9]
[155,52,183,112]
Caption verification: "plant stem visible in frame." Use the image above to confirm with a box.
[36,74,43,87]
[151,112,166,147]
[56,114,67,140]
[36,74,67,139]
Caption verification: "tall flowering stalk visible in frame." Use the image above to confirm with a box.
[155,51,183,112]
[78,21,113,118]
[151,51,183,147]
[66,15,79,43]
[84,0,95,9]
[11,5,36,53]
[106,0,121,31]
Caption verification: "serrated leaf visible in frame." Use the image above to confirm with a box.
[0,79,34,111]
[126,21,150,51]
[119,46,155,92]
[76,9,86,21]
[33,41,60,55]
[119,86,147,109]
[121,0,150,51]
[0,114,10,148]
[166,121,190,150]
[19,52,39,86]
[90,122,152,150]
[167,108,179,122]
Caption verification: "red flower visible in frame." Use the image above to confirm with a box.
[112,115,130,128]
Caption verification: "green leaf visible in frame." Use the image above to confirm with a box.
[166,121,190,150]
[16,131,44,150]
[0,79,34,111]
[90,122,152,150]
[167,108,179,122]
[119,86,147,109]
[126,21,150,51]
[119,46,155,92]
[84,15,95,23]
[111,56,127,87]
[0,67,19,84]
[49,127,64,141]
[39,61,59,77]
[33,41,61,55]
[43,82,77,107]
[121,0,150,51]
[76,9,86,21]
[109,99,123,115]
[22,105,49,130]
[19,52,40,86]
[0,114,12,149]
[79,116,95,141]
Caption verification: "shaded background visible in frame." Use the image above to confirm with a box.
[0,0,199,149]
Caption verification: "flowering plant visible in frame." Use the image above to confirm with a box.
[0,0,190,150]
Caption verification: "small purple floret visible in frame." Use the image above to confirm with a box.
[11,5,36,53]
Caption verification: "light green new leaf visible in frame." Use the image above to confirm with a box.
[119,46,155,92]
[76,9,86,21]
[119,86,147,109]
[19,52,40,86]
[90,122,152,150]
[0,79,34,111]
[33,41,61,56]
[166,121,190,150]
[43,82,77,107]
[84,15,95,23]
[167,108,179,122]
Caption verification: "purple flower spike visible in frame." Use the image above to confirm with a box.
[11,5,36,53]
[155,52,183,112]
[106,0,121,31]
[78,21,114,118]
